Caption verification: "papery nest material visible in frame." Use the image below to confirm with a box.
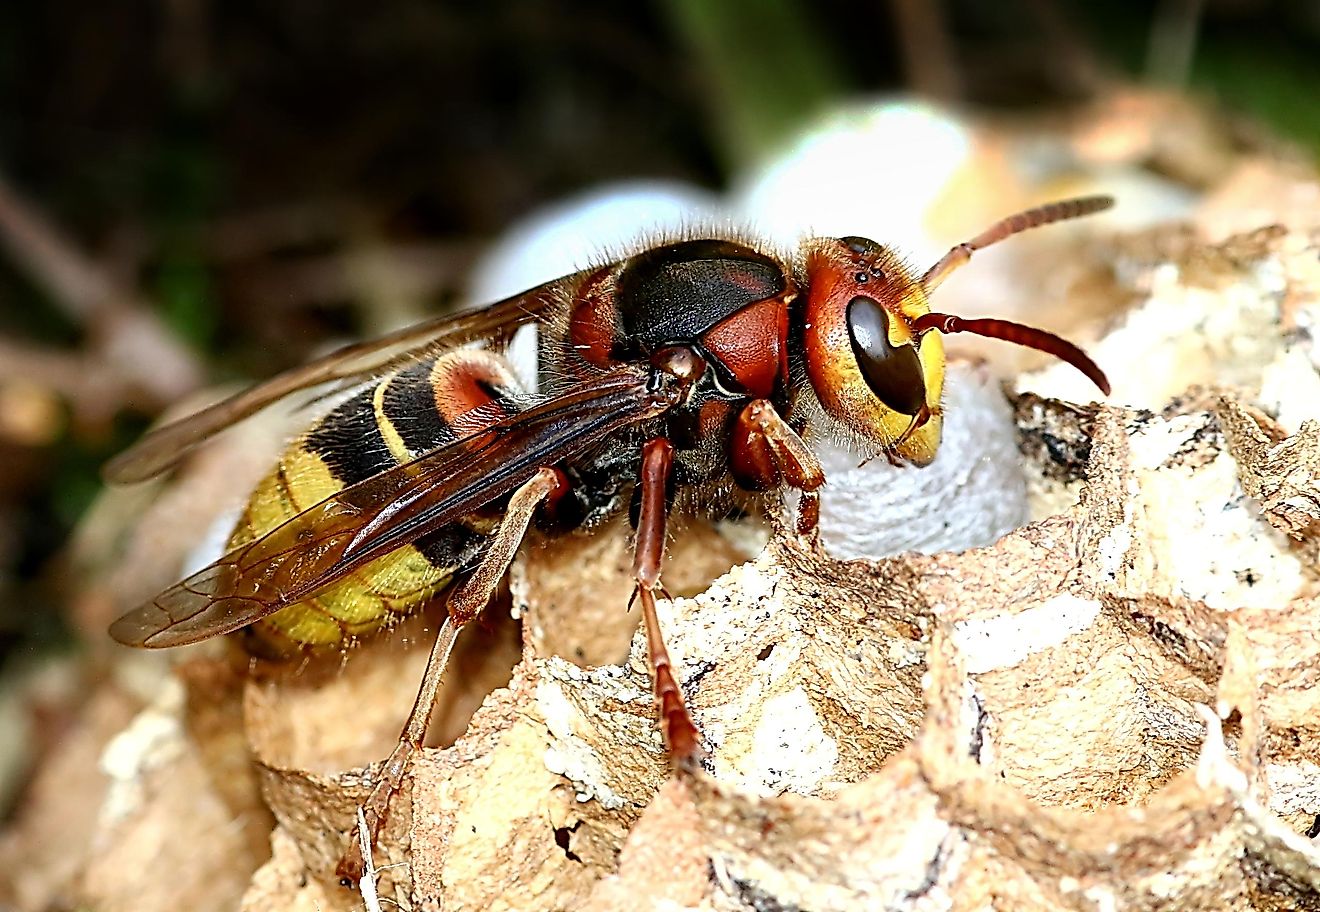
[235,389,1320,910]
[6,221,1320,912]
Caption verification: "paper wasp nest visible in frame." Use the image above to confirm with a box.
[6,170,1320,912]
[83,231,1320,910]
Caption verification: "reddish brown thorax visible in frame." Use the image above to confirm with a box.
[700,295,790,399]
[565,240,793,399]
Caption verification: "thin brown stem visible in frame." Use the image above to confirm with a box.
[888,0,960,102]
[0,172,201,406]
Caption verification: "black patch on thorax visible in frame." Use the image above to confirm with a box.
[614,240,785,353]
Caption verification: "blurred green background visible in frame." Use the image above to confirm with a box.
[0,0,1318,680]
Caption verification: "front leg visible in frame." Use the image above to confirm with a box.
[731,399,826,540]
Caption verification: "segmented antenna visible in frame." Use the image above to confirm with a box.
[913,195,1114,394]
[911,312,1111,395]
[921,195,1113,292]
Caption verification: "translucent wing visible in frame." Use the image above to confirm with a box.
[104,273,580,484]
[109,368,671,648]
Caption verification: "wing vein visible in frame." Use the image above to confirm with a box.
[109,366,670,648]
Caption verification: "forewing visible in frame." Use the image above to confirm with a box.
[104,273,580,484]
[108,368,671,648]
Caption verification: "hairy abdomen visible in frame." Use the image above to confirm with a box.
[231,349,522,653]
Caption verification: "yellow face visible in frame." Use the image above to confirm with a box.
[800,237,944,466]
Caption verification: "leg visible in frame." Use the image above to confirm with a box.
[449,468,565,624]
[336,467,561,885]
[730,400,826,539]
[632,437,702,767]
[337,617,460,885]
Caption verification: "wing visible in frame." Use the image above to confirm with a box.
[103,272,582,484]
[109,367,674,648]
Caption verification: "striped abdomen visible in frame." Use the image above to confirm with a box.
[232,349,523,653]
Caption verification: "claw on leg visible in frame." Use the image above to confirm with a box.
[335,618,459,886]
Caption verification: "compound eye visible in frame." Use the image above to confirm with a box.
[846,296,926,416]
[839,236,883,256]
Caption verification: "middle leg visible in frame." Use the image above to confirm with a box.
[632,437,702,767]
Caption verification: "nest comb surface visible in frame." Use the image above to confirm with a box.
[5,219,1320,912]
[227,224,1320,911]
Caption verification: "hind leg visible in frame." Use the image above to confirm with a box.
[336,467,564,886]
